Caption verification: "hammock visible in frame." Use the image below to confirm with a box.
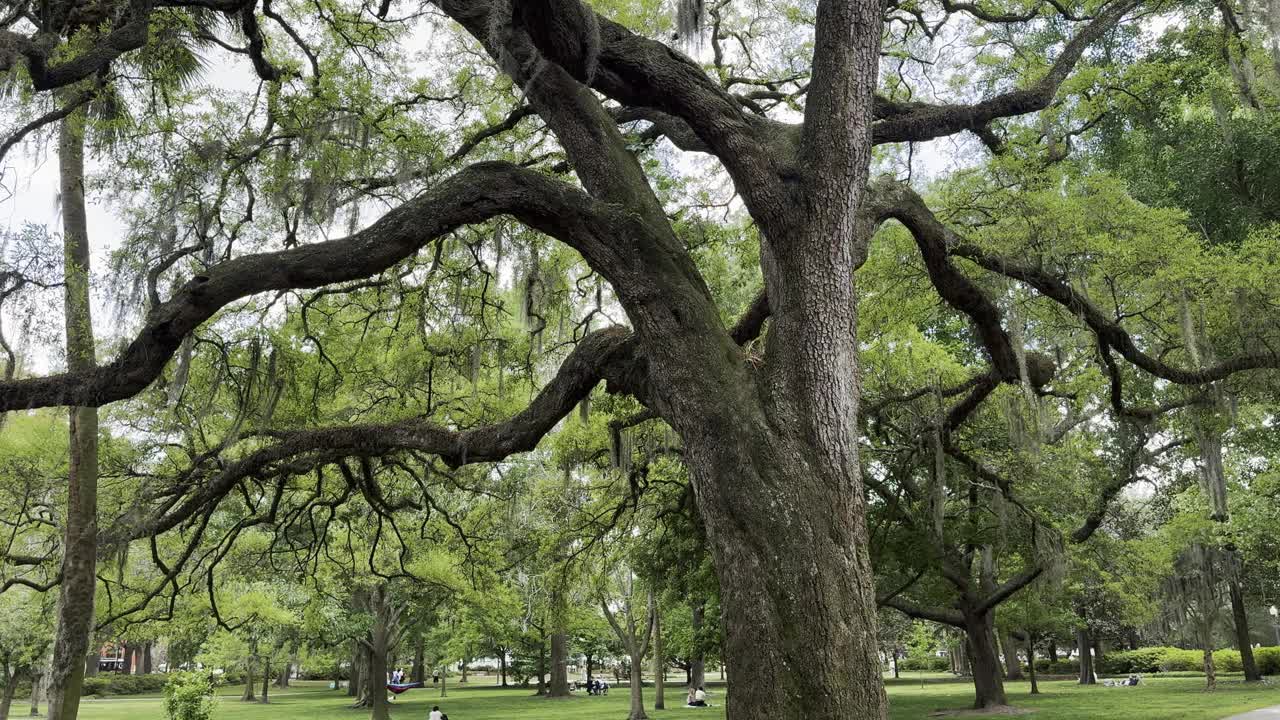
[387,682,425,695]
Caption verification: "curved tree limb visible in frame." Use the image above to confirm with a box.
[0,161,628,411]
[870,0,1142,145]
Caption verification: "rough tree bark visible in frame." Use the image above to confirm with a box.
[46,98,98,720]
[548,630,568,698]
[964,610,1007,708]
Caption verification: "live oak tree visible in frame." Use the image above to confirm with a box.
[6,0,1280,719]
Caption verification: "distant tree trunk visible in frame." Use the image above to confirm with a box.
[82,655,97,679]
[242,656,257,702]
[690,603,706,689]
[30,668,42,716]
[439,666,447,698]
[141,644,152,675]
[1047,640,1058,663]
[499,651,508,687]
[1000,632,1023,680]
[259,663,270,704]
[652,602,665,710]
[411,638,425,684]
[535,640,547,696]
[1228,574,1262,681]
[1202,631,1217,692]
[891,649,899,679]
[1076,627,1095,685]
[275,663,290,688]
[348,646,361,698]
[459,658,469,685]
[1026,634,1040,695]
[47,101,99,720]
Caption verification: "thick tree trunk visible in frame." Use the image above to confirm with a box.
[459,658,468,684]
[964,612,1007,708]
[689,603,706,689]
[499,652,507,687]
[1228,576,1262,681]
[47,101,99,720]
[674,201,887,719]
[259,663,270,704]
[2,668,17,720]
[627,654,647,720]
[652,605,664,710]
[1076,627,1095,685]
[548,630,568,697]
[365,585,393,720]
[274,663,289,688]
[141,644,152,675]
[82,656,96,679]
[1000,631,1024,680]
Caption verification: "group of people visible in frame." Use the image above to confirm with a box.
[685,686,709,707]
[583,678,610,695]
[388,668,441,685]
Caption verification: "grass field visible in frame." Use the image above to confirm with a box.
[54,675,1280,720]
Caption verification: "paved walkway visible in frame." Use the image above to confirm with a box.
[1224,706,1280,719]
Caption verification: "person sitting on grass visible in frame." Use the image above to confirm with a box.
[429,705,445,720]
[687,686,708,707]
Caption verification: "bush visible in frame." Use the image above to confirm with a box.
[897,655,950,672]
[1034,658,1079,675]
[81,673,170,697]
[1256,646,1280,675]
[163,672,217,720]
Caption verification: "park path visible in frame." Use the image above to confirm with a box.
[1224,706,1280,719]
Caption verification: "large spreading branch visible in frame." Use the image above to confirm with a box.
[870,0,1142,145]
[106,325,640,546]
[952,244,1280,384]
[0,161,627,411]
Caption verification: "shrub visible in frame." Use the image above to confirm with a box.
[163,672,217,720]
[80,673,170,697]
[1256,646,1280,676]
[1033,658,1079,674]
[897,655,950,672]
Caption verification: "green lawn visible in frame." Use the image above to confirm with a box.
[61,676,1280,720]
